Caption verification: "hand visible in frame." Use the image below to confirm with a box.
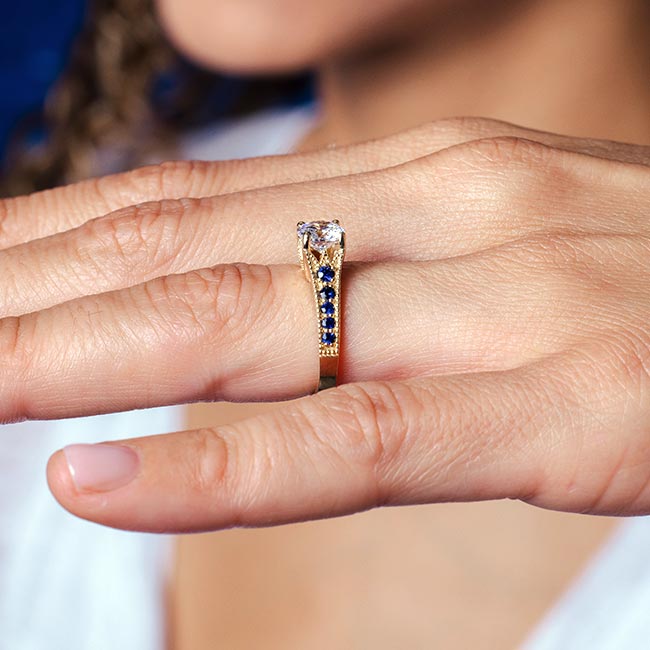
[4,118,650,532]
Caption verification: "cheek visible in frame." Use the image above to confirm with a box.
[155,0,433,73]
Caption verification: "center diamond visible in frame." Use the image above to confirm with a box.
[297,220,344,252]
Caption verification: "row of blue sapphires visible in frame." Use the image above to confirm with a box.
[317,265,337,345]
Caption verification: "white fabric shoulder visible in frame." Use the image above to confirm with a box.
[181,103,318,161]
[0,407,182,650]
[519,515,650,650]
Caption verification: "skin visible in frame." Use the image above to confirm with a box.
[10,121,648,525]
[5,0,650,647]
[9,125,650,650]
[155,0,446,73]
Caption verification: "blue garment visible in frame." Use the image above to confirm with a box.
[0,0,86,155]
[0,0,314,171]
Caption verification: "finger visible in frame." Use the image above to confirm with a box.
[2,117,647,249]
[3,136,649,316]
[45,372,539,532]
[46,340,650,533]
[0,120,478,248]
[0,238,629,421]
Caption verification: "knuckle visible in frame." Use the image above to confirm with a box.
[0,197,12,242]
[155,263,274,340]
[118,161,185,197]
[0,315,34,419]
[602,326,650,398]
[454,135,559,170]
[551,333,650,514]
[82,204,153,262]
[156,161,200,194]
[184,427,234,496]
[404,136,577,230]
[502,232,593,280]
[120,160,220,200]
[322,381,414,475]
[77,199,191,279]
[561,328,650,441]
[0,316,24,364]
[419,116,503,142]
[124,159,230,199]
[423,135,575,195]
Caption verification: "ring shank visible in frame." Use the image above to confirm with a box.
[296,220,345,394]
[318,355,339,392]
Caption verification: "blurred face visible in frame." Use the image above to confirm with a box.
[155,0,443,73]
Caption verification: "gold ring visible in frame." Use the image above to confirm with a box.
[296,220,346,392]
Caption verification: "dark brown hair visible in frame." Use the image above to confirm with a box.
[1,0,310,197]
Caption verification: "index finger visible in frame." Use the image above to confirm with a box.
[4,117,646,249]
[0,125,442,248]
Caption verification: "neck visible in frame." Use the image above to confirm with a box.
[305,0,650,148]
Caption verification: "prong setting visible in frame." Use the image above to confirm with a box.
[296,220,345,359]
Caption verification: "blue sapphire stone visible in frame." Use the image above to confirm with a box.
[319,286,336,300]
[317,265,335,282]
[321,317,336,329]
[320,301,335,315]
[321,332,337,345]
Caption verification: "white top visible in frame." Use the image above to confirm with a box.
[0,407,182,650]
[519,515,650,649]
[1,102,649,650]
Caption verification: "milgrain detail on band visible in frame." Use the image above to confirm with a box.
[297,220,345,392]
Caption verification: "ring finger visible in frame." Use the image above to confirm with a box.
[0,247,609,422]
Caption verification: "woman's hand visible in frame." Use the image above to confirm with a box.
[4,117,650,532]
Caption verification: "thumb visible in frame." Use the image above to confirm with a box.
[46,371,548,533]
[50,353,648,534]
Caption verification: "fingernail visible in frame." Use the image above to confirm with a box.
[63,443,140,492]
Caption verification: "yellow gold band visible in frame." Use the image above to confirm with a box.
[296,220,345,393]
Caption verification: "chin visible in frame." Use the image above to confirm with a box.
[155,0,434,75]
[155,0,338,74]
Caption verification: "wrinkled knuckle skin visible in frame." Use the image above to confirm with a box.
[184,427,233,497]
[603,326,650,400]
[78,199,192,279]
[568,328,650,446]
[0,316,32,421]
[0,198,11,243]
[422,116,503,142]
[0,317,25,375]
[160,263,274,342]
[500,232,619,296]
[455,135,560,170]
[81,204,154,264]
[557,329,650,515]
[127,160,227,198]
[436,135,577,190]
[325,381,413,476]
[124,163,186,199]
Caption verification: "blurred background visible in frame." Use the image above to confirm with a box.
[0,0,312,197]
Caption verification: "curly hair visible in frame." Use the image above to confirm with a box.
[1,0,176,196]
[0,0,311,197]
